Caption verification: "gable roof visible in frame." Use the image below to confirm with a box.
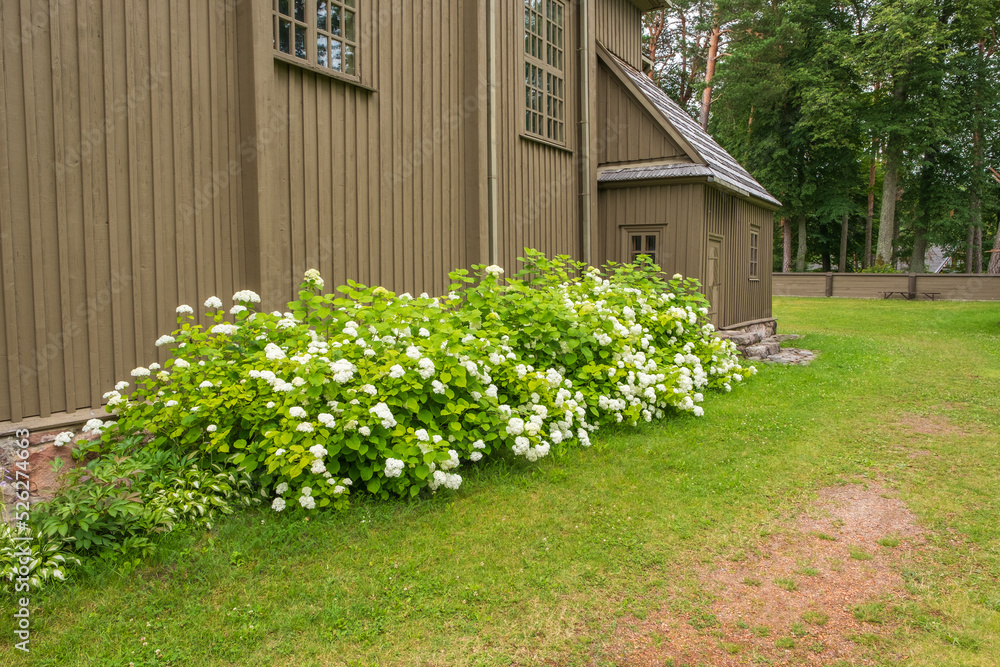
[597,46,781,208]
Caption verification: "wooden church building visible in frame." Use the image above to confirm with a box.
[0,0,778,427]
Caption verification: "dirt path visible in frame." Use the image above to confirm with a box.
[611,483,924,666]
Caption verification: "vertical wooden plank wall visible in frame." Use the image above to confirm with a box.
[704,187,774,327]
[595,62,685,165]
[0,0,244,423]
[597,184,705,278]
[595,0,642,70]
[268,0,468,301]
[494,0,581,274]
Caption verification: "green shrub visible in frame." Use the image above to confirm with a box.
[860,262,899,274]
[32,447,257,557]
[8,251,754,588]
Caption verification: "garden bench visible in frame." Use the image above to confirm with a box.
[880,291,941,301]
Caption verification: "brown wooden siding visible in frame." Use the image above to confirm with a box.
[595,0,642,69]
[596,62,685,165]
[0,0,245,422]
[267,1,467,301]
[704,187,774,326]
[495,0,581,271]
[597,184,705,278]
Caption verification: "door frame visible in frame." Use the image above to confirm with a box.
[706,233,724,326]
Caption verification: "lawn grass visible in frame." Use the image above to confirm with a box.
[2,297,999,666]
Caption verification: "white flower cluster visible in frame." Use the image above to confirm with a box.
[81,419,105,434]
[298,486,315,509]
[232,290,261,303]
[369,402,396,429]
[329,359,356,384]
[303,268,325,289]
[428,470,462,491]
[53,431,74,447]
[384,458,405,477]
[103,389,127,410]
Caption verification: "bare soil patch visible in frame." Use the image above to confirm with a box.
[897,413,968,438]
[609,483,923,666]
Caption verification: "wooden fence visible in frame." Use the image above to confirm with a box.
[773,273,1000,301]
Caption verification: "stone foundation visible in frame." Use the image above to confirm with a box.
[717,320,817,365]
[1,429,100,523]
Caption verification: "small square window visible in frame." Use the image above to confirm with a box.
[622,227,664,268]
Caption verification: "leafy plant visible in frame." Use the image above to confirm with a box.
[24,251,754,588]
[96,252,752,511]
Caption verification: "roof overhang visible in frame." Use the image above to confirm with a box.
[627,0,670,10]
[598,163,783,210]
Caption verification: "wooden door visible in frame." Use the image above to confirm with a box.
[706,236,723,326]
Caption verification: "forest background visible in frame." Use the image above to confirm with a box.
[643,0,1000,273]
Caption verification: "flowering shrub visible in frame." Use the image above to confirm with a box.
[14,251,752,587]
[91,251,751,510]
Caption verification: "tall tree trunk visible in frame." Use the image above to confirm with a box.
[864,157,876,268]
[699,18,721,130]
[876,149,900,265]
[989,174,1000,273]
[973,226,983,273]
[821,251,831,272]
[839,213,849,272]
[969,122,984,273]
[795,213,807,272]
[782,217,792,272]
[989,215,1000,274]
[910,227,927,273]
[966,226,975,272]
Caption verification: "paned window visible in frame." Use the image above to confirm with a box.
[750,228,759,279]
[274,0,358,77]
[623,228,663,267]
[524,0,565,144]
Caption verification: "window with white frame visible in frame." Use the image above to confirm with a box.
[524,0,566,144]
[749,227,760,279]
[274,0,358,78]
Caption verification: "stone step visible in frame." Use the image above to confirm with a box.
[719,331,763,346]
[744,341,781,358]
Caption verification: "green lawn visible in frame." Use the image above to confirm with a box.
[3,297,1000,666]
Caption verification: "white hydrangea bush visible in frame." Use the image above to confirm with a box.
[96,251,753,513]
